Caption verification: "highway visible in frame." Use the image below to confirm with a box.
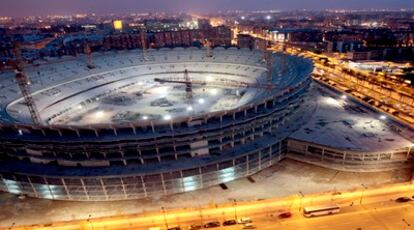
[5,182,414,230]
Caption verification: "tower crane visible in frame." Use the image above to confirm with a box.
[154,69,277,100]
[83,42,95,69]
[12,43,43,125]
[140,26,149,61]
[204,39,213,58]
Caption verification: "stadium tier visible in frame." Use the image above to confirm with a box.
[0,47,313,200]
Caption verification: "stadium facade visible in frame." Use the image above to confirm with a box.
[0,47,314,200]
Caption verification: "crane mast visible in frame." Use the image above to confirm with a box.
[140,27,148,61]
[13,43,42,125]
[84,43,95,69]
[204,39,213,58]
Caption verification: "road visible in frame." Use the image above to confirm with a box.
[4,182,414,230]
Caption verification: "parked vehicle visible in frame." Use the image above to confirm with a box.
[242,223,256,229]
[278,211,292,218]
[223,219,237,226]
[237,217,252,224]
[396,197,411,203]
[204,221,220,228]
[187,224,202,230]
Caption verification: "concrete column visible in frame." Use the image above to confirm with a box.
[140,175,148,197]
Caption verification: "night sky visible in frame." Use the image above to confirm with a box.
[1,0,414,17]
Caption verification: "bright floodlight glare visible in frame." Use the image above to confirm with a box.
[379,115,387,120]
[187,106,193,111]
[95,111,104,118]
[163,114,172,120]
[325,97,340,106]
[142,115,148,120]
[210,88,218,96]
[198,98,205,104]
[153,86,169,96]
[341,95,347,99]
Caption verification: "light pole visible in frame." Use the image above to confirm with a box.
[233,199,238,221]
[161,207,169,229]
[87,214,94,230]
[198,205,204,229]
[359,184,368,205]
[298,191,304,212]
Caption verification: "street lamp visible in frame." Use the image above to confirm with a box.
[87,214,94,230]
[161,207,169,229]
[359,184,368,204]
[298,191,304,212]
[233,199,238,221]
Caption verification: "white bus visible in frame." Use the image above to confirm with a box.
[303,204,340,217]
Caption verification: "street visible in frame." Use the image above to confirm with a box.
[5,182,414,230]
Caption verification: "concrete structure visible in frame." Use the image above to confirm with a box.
[0,47,313,201]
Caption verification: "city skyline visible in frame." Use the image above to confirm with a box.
[1,0,414,17]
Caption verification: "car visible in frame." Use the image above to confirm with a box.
[222,219,237,226]
[237,217,252,224]
[278,211,292,218]
[242,223,256,229]
[187,224,202,230]
[204,221,220,228]
[396,197,411,203]
[168,227,181,230]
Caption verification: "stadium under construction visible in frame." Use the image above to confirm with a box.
[0,47,412,201]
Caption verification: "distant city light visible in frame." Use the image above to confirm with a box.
[241,16,246,20]
[113,20,123,30]
[142,115,148,120]
[266,15,271,20]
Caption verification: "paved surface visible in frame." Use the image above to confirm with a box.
[0,159,411,228]
[291,83,413,152]
[4,180,414,230]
